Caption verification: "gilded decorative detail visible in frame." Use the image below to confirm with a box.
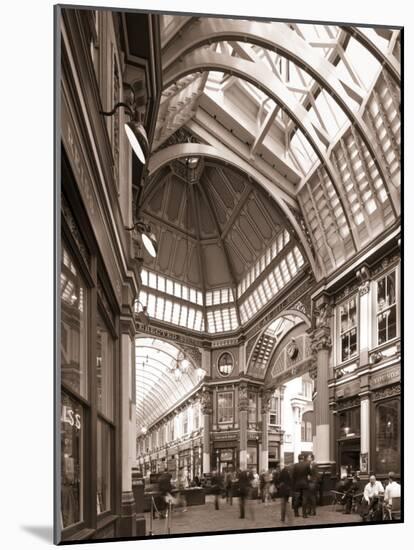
[372,383,401,402]
[335,396,360,411]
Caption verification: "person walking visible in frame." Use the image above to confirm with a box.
[291,454,311,518]
[224,468,234,505]
[306,455,319,516]
[211,469,223,510]
[278,465,293,522]
[238,469,250,519]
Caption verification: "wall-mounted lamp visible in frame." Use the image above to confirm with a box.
[100,83,149,165]
[126,220,158,258]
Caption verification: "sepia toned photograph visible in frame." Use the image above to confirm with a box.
[55,4,402,544]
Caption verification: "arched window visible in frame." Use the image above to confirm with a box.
[218,352,234,376]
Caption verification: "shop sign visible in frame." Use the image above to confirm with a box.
[61,405,81,430]
[213,432,237,441]
[370,365,400,390]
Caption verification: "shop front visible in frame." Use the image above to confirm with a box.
[335,401,361,477]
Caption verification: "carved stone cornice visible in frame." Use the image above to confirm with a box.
[310,326,332,352]
[356,265,371,296]
[238,382,249,412]
[371,383,401,402]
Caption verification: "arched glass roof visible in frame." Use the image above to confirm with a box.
[150,16,400,282]
[136,338,203,431]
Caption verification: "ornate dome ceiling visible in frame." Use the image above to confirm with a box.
[140,157,298,291]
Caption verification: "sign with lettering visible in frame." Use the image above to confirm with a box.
[370,365,400,390]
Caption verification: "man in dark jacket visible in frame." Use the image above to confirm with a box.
[306,455,319,516]
[238,469,250,519]
[278,466,292,522]
[291,454,311,518]
[211,469,223,510]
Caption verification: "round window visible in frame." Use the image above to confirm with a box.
[218,352,234,376]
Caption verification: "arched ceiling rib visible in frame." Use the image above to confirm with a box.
[162,20,399,218]
[341,26,400,84]
[164,50,360,251]
[147,143,320,276]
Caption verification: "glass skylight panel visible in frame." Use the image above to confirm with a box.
[157,275,166,293]
[164,299,173,323]
[166,279,174,295]
[173,282,181,298]
[213,290,221,305]
[197,291,203,306]
[207,310,215,333]
[141,269,149,286]
[149,272,157,289]
[195,311,203,331]
[156,296,165,318]
[180,305,188,326]
[188,307,196,329]
[190,288,197,304]
[147,294,156,317]
[172,302,181,324]
[206,292,213,307]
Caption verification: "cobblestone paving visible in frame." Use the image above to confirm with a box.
[145,496,362,536]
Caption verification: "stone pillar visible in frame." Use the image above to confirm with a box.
[260,390,271,471]
[291,402,304,463]
[239,383,248,470]
[120,316,137,537]
[279,386,285,467]
[360,395,370,473]
[357,267,372,476]
[200,388,212,474]
[311,298,333,466]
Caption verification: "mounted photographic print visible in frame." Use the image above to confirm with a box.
[54,3,403,544]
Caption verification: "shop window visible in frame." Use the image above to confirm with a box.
[96,310,114,420]
[301,420,313,442]
[61,246,88,398]
[193,404,200,430]
[61,392,83,529]
[376,270,397,345]
[217,391,234,423]
[247,446,258,470]
[248,392,257,425]
[337,407,360,439]
[182,409,189,435]
[269,395,279,425]
[218,352,234,376]
[339,296,358,362]
[97,420,112,514]
[375,398,400,474]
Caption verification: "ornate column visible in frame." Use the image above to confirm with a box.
[239,383,249,470]
[119,311,137,537]
[260,390,272,471]
[279,386,286,467]
[291,401,304,463]
[200,388,212,474]
[356,267,372,475]
[310,297,333,465]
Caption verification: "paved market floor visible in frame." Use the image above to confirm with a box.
[144,495,362,536]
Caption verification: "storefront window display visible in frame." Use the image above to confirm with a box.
[61,246,88,398]
[97,420,112,514]
[61,392,83,528]
[337,407,360,439]
[248,392,257,425]
[96,310,114,420]
[375,398,400,474]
